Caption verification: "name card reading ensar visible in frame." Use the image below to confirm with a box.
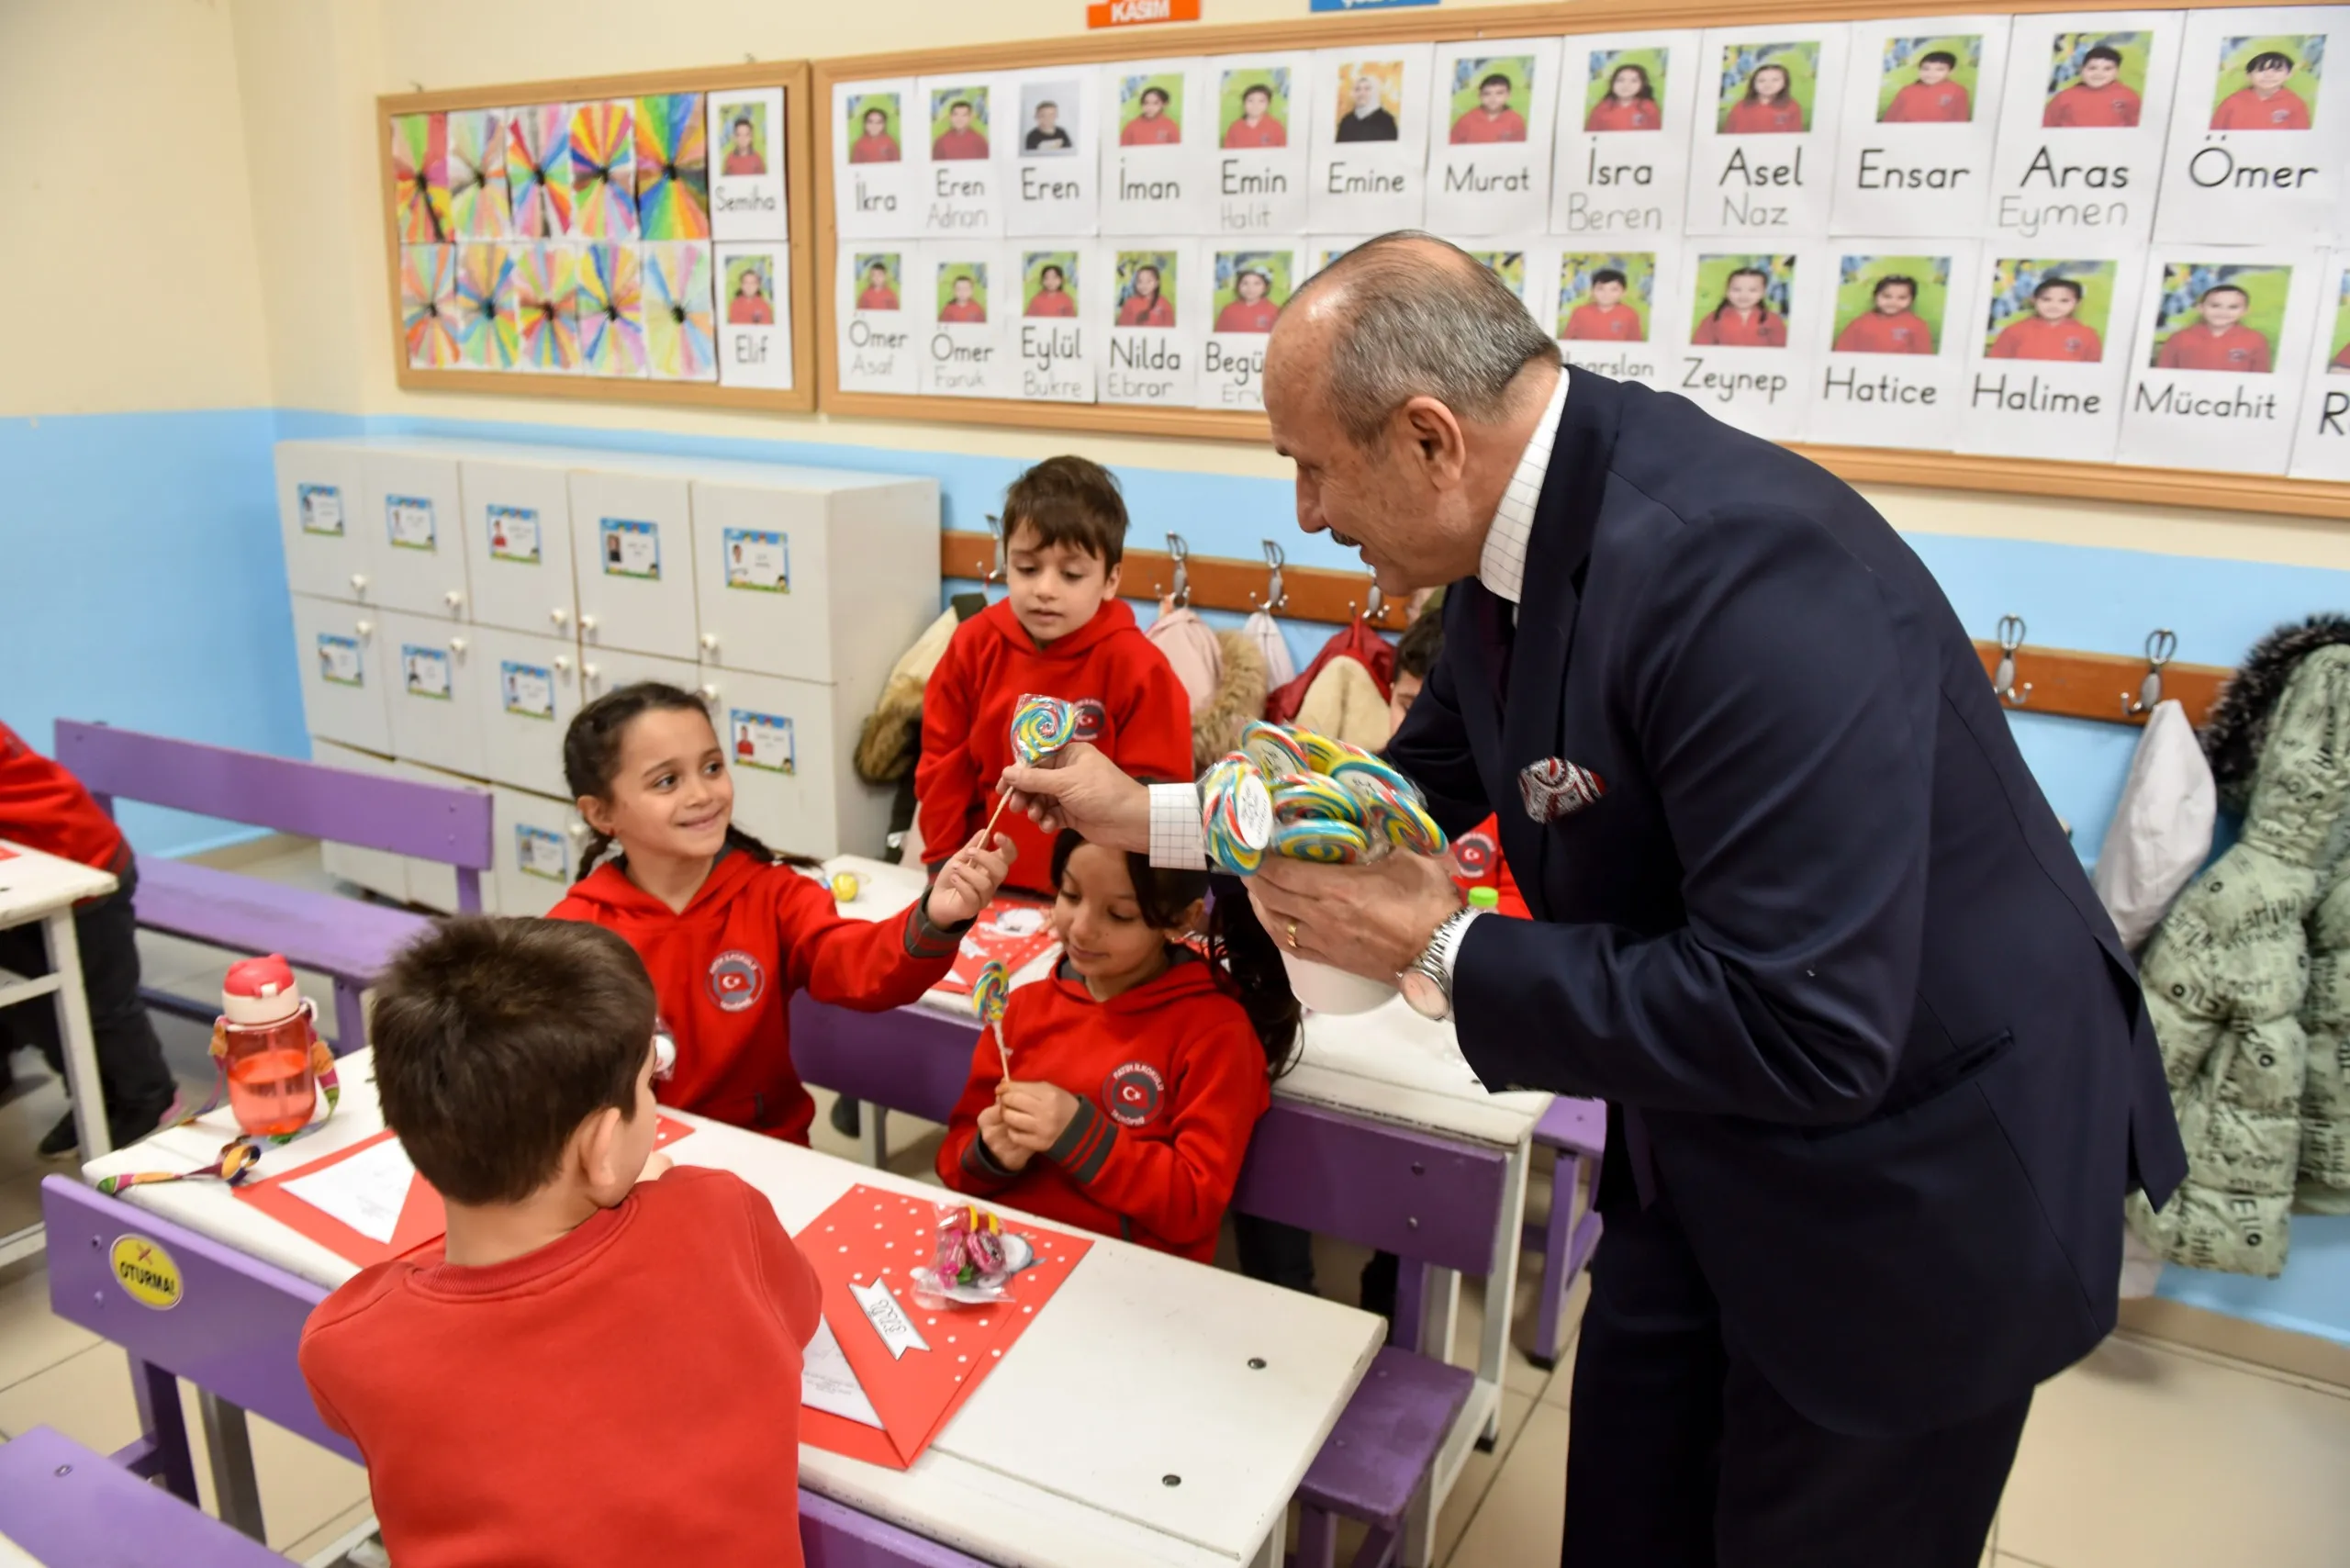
[1427,37,1561,236]
[2288,251,2350,479]
[1685,23,1852,239]
[1957,242,2147,460]
[2154,6,2350,248]
[1830,16,2013,237]
[1664,242,1833,441]
[2118,243,2322,473]
[1308,42,1436,233]
[1984,11,2184,244]
[1550,30,1704,244]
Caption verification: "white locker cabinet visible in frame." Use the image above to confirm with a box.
[493,786,589,918]
[698,666,886,860]
[380,610,490,780]
[291,593,393,755]
[461,457,580,638]
[395,759,495,915]
[311,740,410,905]
[688,472,939,683]
[363,450,471,620]
[569,468,699,661]
[275,442,373,603]
[473,624,583,798]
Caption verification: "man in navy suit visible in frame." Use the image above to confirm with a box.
[1003,233,2184,1566]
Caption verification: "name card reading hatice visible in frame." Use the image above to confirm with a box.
[715,243,792,388]
[1427,37,1561,236]
[915,73,1010,238]
[1528,241,1685,391]
[2154,6,2350,247]
[834,77,921,240]
[1956,244,2146,461]
[1985,11,2184,244]
[1207,51,1313,235]
[708,86,789,242]
[1666,243,1830,442]
[1550,31,1703,246]
[1007,66,1101,237]
[1830,17,2012,237]
[1807,241,1985,448]
[918,243,1016,398]
[2120,245,2322,474]
[837,244,919,393]
[2288,251,2350,478]
[1309,43,1435,233]
[1195,240,1302,410]
[1101,57,1210,235]
[1013,242,1101,402]
[1685,23,1852,240]
[1101,240,1201,407]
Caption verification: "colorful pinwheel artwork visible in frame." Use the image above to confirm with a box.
[401,245,461,368]
[569,100,639,241]
[642,242,717,381]
[392,113,450,243]
[446,110,511,239]
[506,104,574,238]
[632,93,711,241]
[515,243,581,372]
[576,242,647,376]
[453,245,521,369]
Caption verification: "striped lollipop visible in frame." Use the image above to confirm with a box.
[1297,729,1371,775]
[1271,818,1372,864]
[1202,754,1276,875]
[1270,771,1362,826]
[973,959,1013,1080]
[1011,694,1078,764]
[1347,775,1446,857]
[1240,721,1311,779]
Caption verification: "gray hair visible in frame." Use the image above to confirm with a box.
[1289,231,1561,446]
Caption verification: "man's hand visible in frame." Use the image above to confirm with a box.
[996,1080,1083,1152]
[976,1103,1034,1171]
[923,831,1015,927]
[997,743,1150,854]
[1248,850,1462,981]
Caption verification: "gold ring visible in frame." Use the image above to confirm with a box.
[1286,921,1300,951]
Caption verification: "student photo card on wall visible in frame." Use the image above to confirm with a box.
[1666,246,1829,441]
[915,74,1008,238]
[1550,31,1702,247]
[835,243,918,393]
[715,243,791,389]
[1685,25,1852,240]
[1101,59,1209,236]
[1532,242,1683,390]
[1811,241,1984,448]
[709,87,788,242]
[1209,53,1312,235]
[1957,247,2144,460]
[2289,251,2350,476]
[834,79,919,240]
[1195,241,1301,410]
[1013,243,1098,402]
[2120,247,2321,473]
[1986,13,2182,245]
[1008,68,1099,237]
[1101,241,1199,408]
[2156,7,2348,248]
[920,244,1014,398]
[1427,39,1561,236]
[1831,17,2011,237]
[1309,43,1434,233]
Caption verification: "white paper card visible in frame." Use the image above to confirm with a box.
[708,87,789,241]
[1550,32,1702,246]
[834,79,921,240]
[2289,251,2350,476]
[1427,38,1561,235]
[1831,17,2012,236]
[1309,44,1435,232]
[914,74,1008,239]
[2154,7,2350,246]
[1101,241,1200,406]
[1008,68,1099,236]
[835,244,920,394]
[1686,25,1852,238]
[2120,246,2320,472]
[1666,244,1829,440]
[1102,59,1211,235]
[714,244,791,389]
[918,244,1014,398]
[1986,12,2183,244]
[850,1277,931,1360]
[1206,53,1312,235]
[1012,241,1099,402]
[1531,242,1684,390]
[1196,241,1300,410]
[282,1139,418,1245]
[1808,241,1984,448]
[802,1316,886,1428]
[1958,246,2145,460]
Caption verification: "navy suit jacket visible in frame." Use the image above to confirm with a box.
[1387,369,2187,1438]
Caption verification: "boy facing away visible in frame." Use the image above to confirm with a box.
[299,919,822,1568]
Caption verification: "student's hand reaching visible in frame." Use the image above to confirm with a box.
[977,1103,1034,1171]
[996,1080,1082,1153]
[924,830,1015,928]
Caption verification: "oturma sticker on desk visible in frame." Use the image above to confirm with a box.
[110,1235,183,1310]
[798,1184,1091,1470]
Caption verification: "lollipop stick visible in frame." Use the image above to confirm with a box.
[993,1018,1013,1083]
[979,787,1013,844]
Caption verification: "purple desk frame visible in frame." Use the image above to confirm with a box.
[39,1177,986,1566]
[0,1426,287,1568]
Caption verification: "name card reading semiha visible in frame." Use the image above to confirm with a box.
[708,86,789,242]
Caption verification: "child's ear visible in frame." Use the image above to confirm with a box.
[1102,560,1123,597]
[1168,895,1208,940]
[576,1105,625,1190]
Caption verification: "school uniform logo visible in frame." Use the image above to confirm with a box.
[707,950,766,1012]
[1071,698,1108,742]
[1103,1061,1165,1127]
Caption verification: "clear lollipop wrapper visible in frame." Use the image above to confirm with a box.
[910,1201,1037,1306]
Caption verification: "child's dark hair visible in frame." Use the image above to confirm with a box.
[2083,45,2123,68]
[1591,267,1628,289]
[1610,64,1656,102]
[562,681,818,872]
[1243,83,1274,103]
[2245,50,2295,74]
[2199,283,2249,304]
[373,918,655,1205]
[1741,62,1792,102]
[1049,830,1300,1077]
[1873,274,1919,301]
[1396,609,1444,681]
[2033,275,2084,302]
[1919,50,1958,70]
[1480,73,1515,94]
[1709,265,1773,322]
[1002,454,1129,568]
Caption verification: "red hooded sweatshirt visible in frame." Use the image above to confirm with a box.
[918,597,1192,894]
[0,722,127,873]
[936,956,1270,1262]
[549,849,962,1141]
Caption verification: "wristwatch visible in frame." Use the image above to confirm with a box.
[1399,905,1482,1022]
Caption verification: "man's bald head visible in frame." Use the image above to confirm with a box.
[1270,232,1559,447]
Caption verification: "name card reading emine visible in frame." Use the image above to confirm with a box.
[1309,43,1434,233]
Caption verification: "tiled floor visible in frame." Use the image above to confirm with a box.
[2,840,2348,1564]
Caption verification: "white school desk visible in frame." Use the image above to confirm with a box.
[0,840,118,1269]
[79,1056,1383,1568]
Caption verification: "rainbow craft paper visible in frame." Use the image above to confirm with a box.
[515,243,580,371]
[576,242,647,376]
[506,104,574,238]
[392,113,450,243]
[643,241,717,381]
[401,245,461,368]
[453,244,521,369]
[569,100,639,241]
[446,110,512,240]
[633,93,711,241]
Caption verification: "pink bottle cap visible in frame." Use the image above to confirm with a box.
[221,955,304,1027]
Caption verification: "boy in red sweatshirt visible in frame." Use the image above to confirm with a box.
[917,456,1192,895]
[301,918,822,1568]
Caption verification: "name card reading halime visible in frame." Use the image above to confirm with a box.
[716,243,792,387]
[837,244,918,392]
[915,73,1008,238]
[1550,31,1703,244]
[1013,242,1101,401]
[1309,43,1435,232]
[1207,52,1313,234]
[1427,38,1561,235]
[1102,240,1201,406]
[1195,241,1301,409]
[709,87,789,241]
[2154,7,2350,247]
[1686,24,1852,239]
[1102,58,1210,234]
[1667,244,1830,440]
[1986,12,2184,244]
[1529,241,1684,390]
[835,78,921,239]
[1831,17,2012,236]
[918,243,1015,398]
[1808,241,1985,446]
[2289,251,2350,477]
[1009,67,1101,236]
[2120,244,2321,472]
[1957,244,2145,460]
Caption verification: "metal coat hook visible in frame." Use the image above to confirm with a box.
[1991,615,2031,707]
[1354,565,1385,624]
[1165,533,1192,609]
[2121,628,2177,718]
[1256,541,1289,612]
[983,515,1003,587]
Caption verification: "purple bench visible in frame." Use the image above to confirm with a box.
[1525,1096,1606,1370]
[0,1425,288,1567]
[54,721,493,1050]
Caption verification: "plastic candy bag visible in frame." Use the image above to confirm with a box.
[910,1201,1036,1306]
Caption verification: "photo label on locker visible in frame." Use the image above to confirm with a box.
[318,634,364,687]
[599,518,662,579]
[298,484,346,536]
[488,505,543,565]
[386,495,439,552]
[402,645,454,700]
[723,528,790,593]
[728,708,796,774]
[501,660,556,720]
[517,823,571,882]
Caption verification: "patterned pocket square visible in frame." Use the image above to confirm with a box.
[1519,757,1606,823]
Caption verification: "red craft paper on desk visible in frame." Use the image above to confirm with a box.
[934,895,1060,995]
[798,1184,1091,1470]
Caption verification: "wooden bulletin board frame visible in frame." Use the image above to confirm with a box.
[811,0,2350,522]
[380,62,819,412]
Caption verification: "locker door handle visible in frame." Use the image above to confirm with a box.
[355,620,375,637]
[698,684,721,705]
[549,608,571,628]
[579,615,599,634]
[699,633,720,654]
[444,590,465,610]
[350,573,370,594]
[566,821,589,843]
[583,663,601,692]
[448,638,467,655]
[554,655,572,675]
